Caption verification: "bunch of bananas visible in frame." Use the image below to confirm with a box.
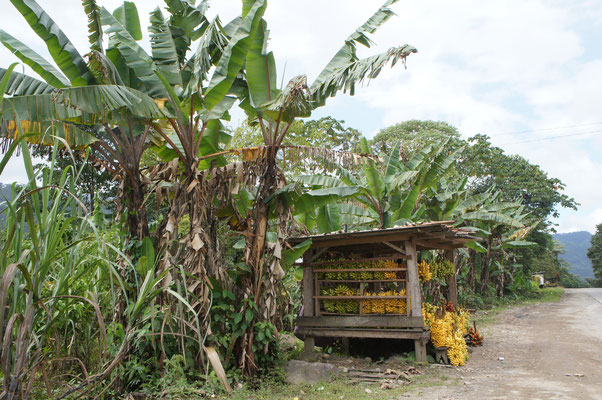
[418,260,433,282]
[319,259,402,281]
[430,259,455,280]
[452,308,470,335]
[321,285,360,313]
[468,325,484,346]
[422,302,470,366]
[362,289,407,314]
[428,312,453,347]
[446,328,469,366]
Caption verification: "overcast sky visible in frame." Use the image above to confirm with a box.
[1,0,601,233]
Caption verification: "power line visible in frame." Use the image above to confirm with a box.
[489,122,602,137]
[500,129,602,145]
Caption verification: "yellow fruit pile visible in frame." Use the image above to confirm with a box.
[422,303,470,366]
[362,289,407,314]
[319,259,402,281]
[321,285,360,314]
[418,260,433,282]
[446,328,468,366]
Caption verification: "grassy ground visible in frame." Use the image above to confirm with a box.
[223,370,458,400]
[473,287,565,326]
[219,287,565,400]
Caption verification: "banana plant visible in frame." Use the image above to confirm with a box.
[221,0,416,374]
[294,140,463,231]
[0,0,248,241]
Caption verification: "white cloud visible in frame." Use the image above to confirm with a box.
[1,0,601,233]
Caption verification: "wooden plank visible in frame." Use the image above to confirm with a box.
[302,251,314,318]
[300,255,410,267]
[317,279,406,283]
[405,241,422,318]
[359,282,364,315]
[297,315,425,328]
[314,273,320,316]
[414,339,427,363]
[312,267,406,273]
[308,233,415,248]
[313,295,408,300]
[383,241,406,254]
[296,327,430,340]
[445,249,458,308]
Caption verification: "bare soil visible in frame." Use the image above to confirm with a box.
[405,288,602,400]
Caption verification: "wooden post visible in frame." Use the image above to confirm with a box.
[302,250,315,358]
[445,250,458,308]
[341,337,350,354]
[405,240,427,363]
[404,241,422,317]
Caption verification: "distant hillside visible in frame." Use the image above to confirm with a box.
[553,231,594,279]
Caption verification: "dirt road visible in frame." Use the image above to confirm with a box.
[408,288,602,400]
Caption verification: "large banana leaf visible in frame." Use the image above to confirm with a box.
[204,0,267,110]
[10,0,94,86]
[183,18,228,100]
[317,203,341,233]
[165,0,211,63]
[149,9,182,87]
[1,85,162,123]
[312,0,399,86]
[113,1,142,40]
[460,211,525,229]
[310,0,415,107]
[101,7,167,98]
[292,186,359,215]
[311,45,416,106]
[294,174,346,188]
[245,18,277,115]
[0,31,69,88]
[422,146,464,189]
[364,159,384,200]
[0,68,55,96]
[82,0,103,52]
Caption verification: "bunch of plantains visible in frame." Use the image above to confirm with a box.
[422,303,471,366]
[362,289,408,314]
[321,285,360,314]
[318,259,401,280]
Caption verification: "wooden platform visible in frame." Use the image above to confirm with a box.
[296,315,430,362]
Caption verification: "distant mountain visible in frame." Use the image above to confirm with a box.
[553,231,594,279]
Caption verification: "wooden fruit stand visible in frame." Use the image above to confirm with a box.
[289,221,478,363]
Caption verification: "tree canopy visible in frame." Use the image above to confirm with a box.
[587,223,602,285]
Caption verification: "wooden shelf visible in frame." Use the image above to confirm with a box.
[312,267,407,273]
[298,255,410,267]
[317,313,410,317]
[317,279,406,283]
[314,295,408,300]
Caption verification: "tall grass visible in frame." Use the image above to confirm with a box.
[1,71,207,397]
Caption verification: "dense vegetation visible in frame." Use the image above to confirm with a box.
[0,0,586,398]
[587,224,602,287]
